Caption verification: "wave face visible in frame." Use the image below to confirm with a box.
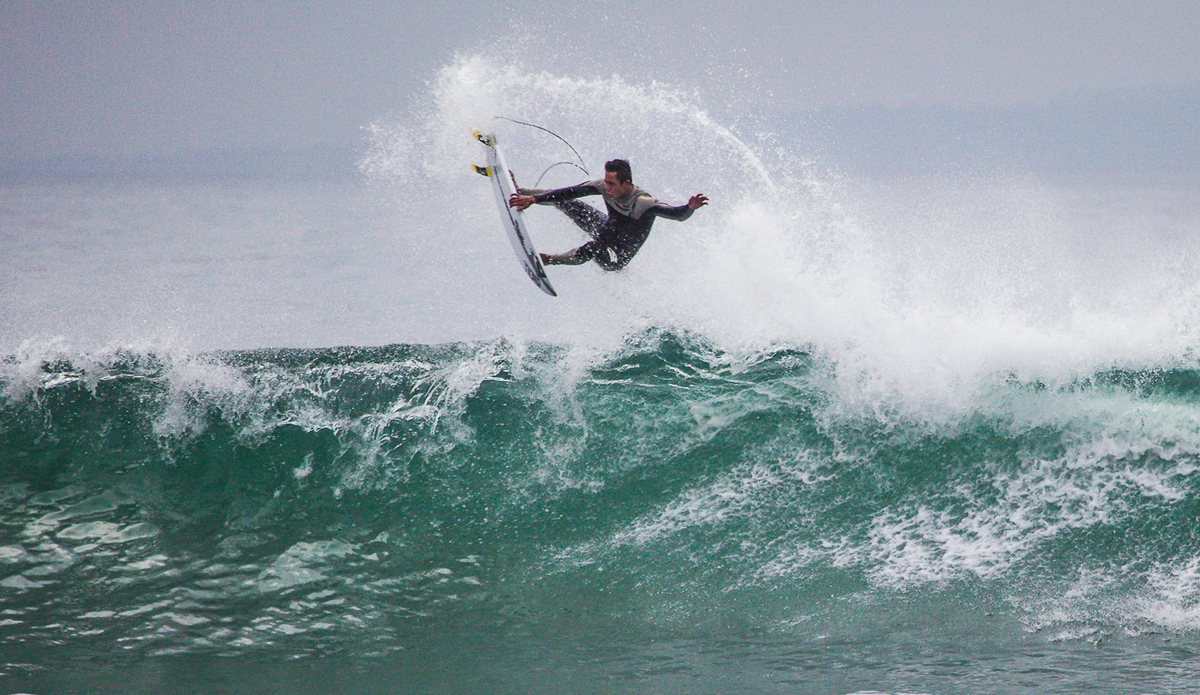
[4,333,1200,693]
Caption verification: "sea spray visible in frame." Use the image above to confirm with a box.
[361,51,1200,420]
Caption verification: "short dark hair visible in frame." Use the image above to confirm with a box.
[604,159,632,184]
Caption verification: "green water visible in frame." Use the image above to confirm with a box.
[2,332,1199,693]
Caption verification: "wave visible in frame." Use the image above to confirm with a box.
[4,332,1200,664]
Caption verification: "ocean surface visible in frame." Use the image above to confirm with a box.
[4,54,1200,694]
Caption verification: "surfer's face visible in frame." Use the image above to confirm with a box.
[604,171,634,199]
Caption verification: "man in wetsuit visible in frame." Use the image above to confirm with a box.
[508,159,708,271]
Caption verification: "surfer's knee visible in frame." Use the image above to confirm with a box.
[593,247,628,271]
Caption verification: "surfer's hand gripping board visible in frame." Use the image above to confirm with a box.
[472,131,556,297]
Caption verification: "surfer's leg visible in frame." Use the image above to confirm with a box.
[540,241,601,266]
[552,200,607,240]
[592,246,625,271]
[540,241,627,271]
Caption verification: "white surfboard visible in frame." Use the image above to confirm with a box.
[473,131,557,297]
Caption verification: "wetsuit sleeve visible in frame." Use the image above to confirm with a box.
[648,203,695,222]
[532,181,603,204]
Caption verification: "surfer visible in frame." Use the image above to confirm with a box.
[508,159,708,271]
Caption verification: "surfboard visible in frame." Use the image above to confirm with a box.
[472,131,557,297]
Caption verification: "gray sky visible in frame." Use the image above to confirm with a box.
[3,1,1198,164]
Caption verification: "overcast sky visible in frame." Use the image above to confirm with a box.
[3,1,1198,163]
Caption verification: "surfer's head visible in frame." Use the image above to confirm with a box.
[603,159,634,198]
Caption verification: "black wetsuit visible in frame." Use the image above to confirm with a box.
[527,180,695,271]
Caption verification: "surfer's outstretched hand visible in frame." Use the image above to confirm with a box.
[688,194,709,210]
[509,193,536,211]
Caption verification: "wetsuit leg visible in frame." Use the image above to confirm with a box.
[552,200,607,240]
[542,240,624,270]
[593,247,625,271]
[541,201,624,271]
[544,241,602,266]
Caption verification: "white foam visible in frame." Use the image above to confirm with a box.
[1127,556,1200,630]
[862,413,1200,589]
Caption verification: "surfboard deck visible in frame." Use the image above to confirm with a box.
[473,131,556,297]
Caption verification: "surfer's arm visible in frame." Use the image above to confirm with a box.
[651,204,695,222]
[648,194,707,221]
[531,182,602,204]
[510,181,600,211]
[652,205,693,221]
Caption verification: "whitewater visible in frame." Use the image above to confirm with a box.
[3,51,1200,694]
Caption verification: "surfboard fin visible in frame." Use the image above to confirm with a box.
[472,165,492,177]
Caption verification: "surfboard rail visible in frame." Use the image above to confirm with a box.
[473,131,556,297]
